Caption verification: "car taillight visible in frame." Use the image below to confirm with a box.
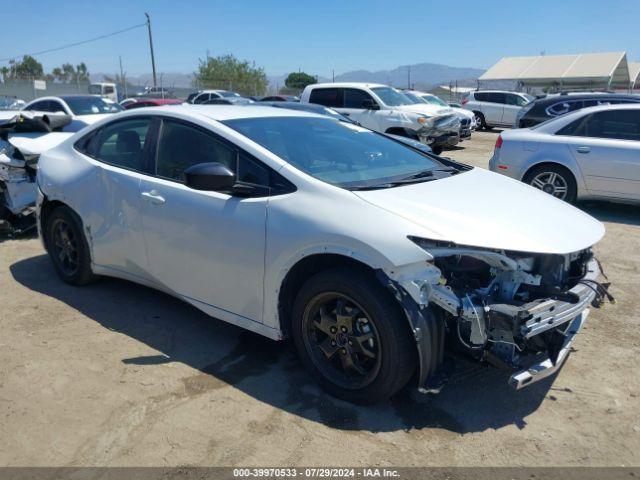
[495,135,503,149]
[461,98,469,105]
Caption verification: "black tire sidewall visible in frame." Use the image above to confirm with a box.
[291,268,415,404]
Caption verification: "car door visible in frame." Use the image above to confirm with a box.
[339,88,382,130]
[193,93,210,104]
[484,92,506,125]
[503,94,527,126]
[563,109,640,199]
[138,117,269,322]
[79,116,155,278]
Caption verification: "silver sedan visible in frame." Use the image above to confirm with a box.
[489,103,640,204]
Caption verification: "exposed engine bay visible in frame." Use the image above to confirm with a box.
[0,112,72,234]
[382,237,613,391]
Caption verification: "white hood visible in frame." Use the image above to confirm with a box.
[355,167,604,254]
[8,132,74,155]
[396,103,452,117]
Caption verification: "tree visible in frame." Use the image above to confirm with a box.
[3,55,44,80]
[284,71,316,91]
[194,54,268,96]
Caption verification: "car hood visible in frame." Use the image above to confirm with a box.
[354,167,604,254]
[396,104,452,117]
[451,107,474,119]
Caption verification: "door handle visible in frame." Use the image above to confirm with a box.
[576,146,591,154]
[141,190,166,205]
[342,113,350,116]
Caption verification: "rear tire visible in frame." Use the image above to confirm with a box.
[431,145,443,155]
[474,111,488,130]
[44,206,97,285]
[523,164,577,203]
[292,267,416,404]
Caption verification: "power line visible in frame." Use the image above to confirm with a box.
[0,22,147,63]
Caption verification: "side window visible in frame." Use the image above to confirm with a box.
[91,118,152,171]
[193,93,210,104]
[582,110,640,141]
[487,92,507,104]
[25,101,47,111]
[156,119,272,188]
[309,88,341,108]
[507,94,528,107]
[473,92,487,102]
[156,120,236,181]
[49,101,66,113]
[210,92,221,99]
[343,88,375,108]
[548,101,583,116]
[556,117,586,136]
[104,86,115,94]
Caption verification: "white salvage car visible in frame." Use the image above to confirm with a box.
[37,105,609,403]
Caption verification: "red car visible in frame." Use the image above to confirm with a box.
[124,98,184,109]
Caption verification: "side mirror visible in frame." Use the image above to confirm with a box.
[184,162,235,192]
[361,99,380,110]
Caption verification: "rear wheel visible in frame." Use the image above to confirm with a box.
[44,206,96,285]
[474,111,488,130]
[523,164,577,203]
[292,268,416,404]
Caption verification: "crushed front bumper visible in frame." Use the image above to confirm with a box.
[509,310,588,389]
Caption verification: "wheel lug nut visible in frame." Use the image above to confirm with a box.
[340,348,346,355]
[330,326,337,333]
[341,326,347,333]
[348,340,353,345]
[331,340,336,346]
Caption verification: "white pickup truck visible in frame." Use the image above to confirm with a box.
[301,83,460,154]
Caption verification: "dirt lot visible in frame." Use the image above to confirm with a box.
[1,130,639,467]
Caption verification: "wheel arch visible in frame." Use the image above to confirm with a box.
[39,196,93,259]
[277,253,379,339]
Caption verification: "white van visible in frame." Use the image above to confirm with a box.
[88,83,117,102]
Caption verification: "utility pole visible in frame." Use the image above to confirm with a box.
[407,65,411,89]
[145,12,157,89]
[119,55,127,99]
[332,69,335,82]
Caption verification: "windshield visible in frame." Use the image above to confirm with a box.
[64,97,123,115]
[371,87,415,107]
[218,91,241,98]
[403,92,426,104]
[223,116,444,189]
[422,95,447,107]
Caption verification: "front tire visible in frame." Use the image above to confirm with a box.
[523,164,577,203]
[292,268,416,404]
[44,206,97,285]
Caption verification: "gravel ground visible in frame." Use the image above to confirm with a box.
[1,130,638,467]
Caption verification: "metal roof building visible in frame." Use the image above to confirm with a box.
[479,52,631,90]
[629,61,640,90]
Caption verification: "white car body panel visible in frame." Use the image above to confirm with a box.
[490,104,640,203]
[37,105,605,341]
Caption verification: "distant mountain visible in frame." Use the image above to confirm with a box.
[268,62,486,93]
[334,62,485,90]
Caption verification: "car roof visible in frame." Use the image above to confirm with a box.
[307,82,389,89]
[472,90,523,94]
[532,92,640,105]
[135,104,326,121]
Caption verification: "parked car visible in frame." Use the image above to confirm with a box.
[490,104,640,204]
[124,98,184,109]
[462,90,534,130]
[189,90,252,105]
[0,96,26,111]
[259,95,300,102]
[37,105,608,403]
[516,92,640,128]
[119,98,139,108]
[301,83,460,154]
[22,95,123,132]
[404,90,475,139]
[256,101,432,153]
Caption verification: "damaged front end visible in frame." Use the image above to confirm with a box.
[380,237,613,392]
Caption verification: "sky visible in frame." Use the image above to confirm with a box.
[2,0,639,78]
